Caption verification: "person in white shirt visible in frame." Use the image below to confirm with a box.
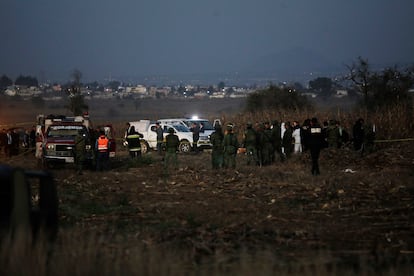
[292,121,302,154]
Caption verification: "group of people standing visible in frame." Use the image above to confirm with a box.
[209,117,374,175]
[121,117,375,176]
[208,119,326,175]
[73,128,112,175]
[0,127,36,158]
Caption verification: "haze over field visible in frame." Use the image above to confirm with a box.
[1,0,414,83]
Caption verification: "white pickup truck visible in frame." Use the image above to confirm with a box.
[129,120,193,154]
[157,117,215,150]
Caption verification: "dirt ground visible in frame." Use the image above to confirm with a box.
[2,141,414,269]
[1,97,414,271]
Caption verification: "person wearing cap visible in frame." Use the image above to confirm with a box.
[260,121,273,166]
[126,125,144,159]
[164,127,180,170]
[243,122,259,166]
[223,123,239,169]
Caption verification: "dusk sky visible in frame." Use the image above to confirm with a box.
[1,0,413,83]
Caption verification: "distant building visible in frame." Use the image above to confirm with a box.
[127,85,147,96]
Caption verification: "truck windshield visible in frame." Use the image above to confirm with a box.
[185,120,214,131]
[164,124,190,133]
[47,125,86,137]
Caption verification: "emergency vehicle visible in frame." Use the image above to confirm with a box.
[35,114,116,168]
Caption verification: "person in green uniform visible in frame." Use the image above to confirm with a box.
[223,123,239,169]
[210,124,224,169]
[164,127,180,170]
[74,130,86,175]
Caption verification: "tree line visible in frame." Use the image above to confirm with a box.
[0,75,39,90]
[246,57,414,112]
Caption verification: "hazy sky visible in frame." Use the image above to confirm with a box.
[1,0,413,82]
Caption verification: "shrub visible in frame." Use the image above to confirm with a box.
[246,85,312,112]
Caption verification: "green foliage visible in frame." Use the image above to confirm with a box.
[15,75,38,87]
[347,57,414,110]
[309,77,333,98]
[246,85,312,112]
[367,67,413,108]
[0,74,13,90]
[218,81,225,90]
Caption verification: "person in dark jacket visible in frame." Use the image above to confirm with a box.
[95,130,110,171]
[210,124,224,169]
[126,126,143,158]
[243,122,259,166]
[281,122,294,161]
[353,118,365,152]
[223,124,238,169]
[164,127,180,170]
[190,122,200,153]
[74,130,86,175]
[154,122,164,155]
[307,117,325,176]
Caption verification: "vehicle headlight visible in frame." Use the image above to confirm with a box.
[46,144,55,150]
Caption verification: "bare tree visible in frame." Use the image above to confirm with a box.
[346,57,372,106]
[66,69,88,116]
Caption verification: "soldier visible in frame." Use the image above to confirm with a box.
[164,127,180,170]
[210,124,224,169]
[260,122,273,166]
[254,122,264,166]
[74,129,86,175]
[223,123,238,169]
[326,119,340,148]
[243,122,258,166]
[126,126,143,158]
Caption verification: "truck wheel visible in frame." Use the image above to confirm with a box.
[41,158,49,169]
[179,140,191,153]
[140,141,149,154]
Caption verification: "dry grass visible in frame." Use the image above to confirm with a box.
[1,97,414,275]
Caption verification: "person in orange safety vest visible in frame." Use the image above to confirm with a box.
[95,130,110,171]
